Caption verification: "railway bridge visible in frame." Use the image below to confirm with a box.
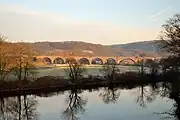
[33,56,160,65]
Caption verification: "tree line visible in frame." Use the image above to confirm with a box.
[0,36,35,82]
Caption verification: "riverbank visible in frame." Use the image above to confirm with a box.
[0,72,172,97]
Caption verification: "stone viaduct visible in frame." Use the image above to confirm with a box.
[34,56,160,65]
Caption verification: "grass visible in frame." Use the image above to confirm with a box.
[35,64,104,69]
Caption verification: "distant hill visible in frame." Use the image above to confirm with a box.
[18,40,166,57]
[22,41,119,56]
[109,40,167,57]
[110,40,159,51]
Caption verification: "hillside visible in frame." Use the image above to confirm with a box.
[18,40,166,57]
[109,40,167,57]
[22,41,120,56]
[110,40,159,51]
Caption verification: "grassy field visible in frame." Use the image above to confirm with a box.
[35,64,104,69]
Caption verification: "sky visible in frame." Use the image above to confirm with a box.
[0,0,180,45]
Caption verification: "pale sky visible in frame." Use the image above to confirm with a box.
[0,0,180,45]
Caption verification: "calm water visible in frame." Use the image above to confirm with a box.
[1,85,175,120]
[36,87,172,120]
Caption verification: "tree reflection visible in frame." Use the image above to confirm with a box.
[156,81,180,120]
[0,95,38,120]
[159,82,172,99]
[23,95,38,120]
[61,89,87,120]
[99,84,120,104]
[135,84,156,108]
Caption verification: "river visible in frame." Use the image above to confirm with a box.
[37,86,172,120]
[0,84,175,120]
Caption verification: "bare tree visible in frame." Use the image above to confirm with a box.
[145,59,159,75]
[160,14,180,56]
[138,52,147,77]
[159,56,180,73]
[0,35,13,81]
[65,60,86,85]
[0,35,36,81]
[100,64,120,83]
[11,44,36,81]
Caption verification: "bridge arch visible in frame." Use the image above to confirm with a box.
[43,57,52,64]
[65,57,77,64]
[32,57,37,62]
[53,57,65,64]
[105,58,117,65]
[79,58,90,64]
[91,58,103,65]
[119,58,136,65]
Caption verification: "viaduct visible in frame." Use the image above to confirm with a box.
[34,56,161,65]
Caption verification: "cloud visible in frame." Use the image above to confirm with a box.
[0,3,160,45]
[151,6,171,22]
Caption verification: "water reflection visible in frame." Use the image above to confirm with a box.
[135,84,156,108]
[1,81,180,120]
[154,81,180,120]
[61,89,87,120]
[0,95,38,120]
[99,84,120,104]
